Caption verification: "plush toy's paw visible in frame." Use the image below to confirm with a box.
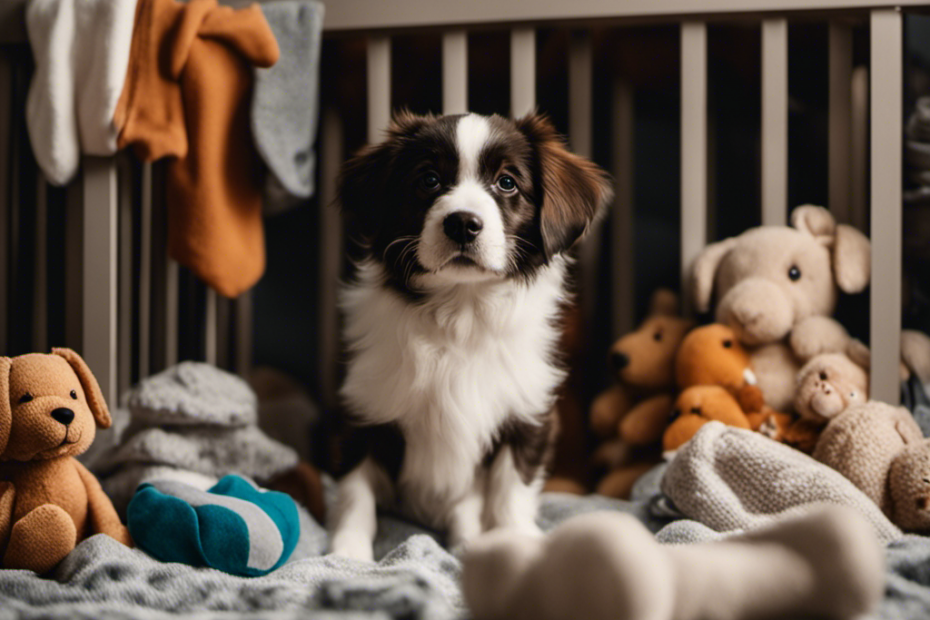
[757,415,780,439]
[127,475,300,576]
[790,317,850,362]
[3,504,76,573]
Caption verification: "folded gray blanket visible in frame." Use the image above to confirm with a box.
[661,421,903,544]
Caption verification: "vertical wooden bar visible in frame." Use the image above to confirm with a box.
[319,107,344,410]
[761,18,788,226]
[235,292,252,377]
[870,8,902,405]
[0,53,9,354]
[82,156,118,408]
[367,36,391,142]
[64,176,83,350]
[215,295,231,370]
[612,77,635,339]
[165,258,179,367]
[511,28,535,118]
[138,162,152,379]
[117,156,133,397]
[32,176,47,352]
[443,30,468,115]
[829,22,853,224]
[680,22,708,310]
[851,65,869,233]
[204,288,217,365]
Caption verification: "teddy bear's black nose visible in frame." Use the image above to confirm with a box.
[51,408,75,426]
[611,352,630,371]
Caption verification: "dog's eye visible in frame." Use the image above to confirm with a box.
[70,390,78,400]
[653,331,662,342]
[819,371,828,381]
[496,175,517,192]
[420,171,441,191]
[722,339,732,348]
[18,392,33,404]
[788,265,801,281]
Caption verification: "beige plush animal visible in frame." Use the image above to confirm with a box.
[692,205,870,412]
[794,346,870,424]
[814,400,930,532]
[463,507,884,620]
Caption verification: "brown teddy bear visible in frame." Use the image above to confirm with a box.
[691,205,870,413]
[0,348,131,573]
[663,385,752,452]
[813,400,930,532]
[587,290,694,498]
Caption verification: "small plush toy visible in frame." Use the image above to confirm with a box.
[692,205,870,412]
[0,348,132,573]
[128,474,300,577]
[794,348,869,424]
[462,507,883,620]
[663,385,752,452]
[587,289,694,498]
[813,400,930,532]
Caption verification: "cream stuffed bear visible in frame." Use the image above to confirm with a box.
[692,205,870,412]
[463,507,883,620]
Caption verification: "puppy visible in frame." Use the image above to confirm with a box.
[0,348,131,573]
[329,112,612,560]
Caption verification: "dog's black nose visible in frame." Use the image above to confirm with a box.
[611,352,630,371]
[443,212,483,244]
[51,408,75,426]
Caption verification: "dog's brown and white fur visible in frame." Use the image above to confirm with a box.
[329,112,611,560]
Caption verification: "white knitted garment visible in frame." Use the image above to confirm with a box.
[26,0,138,185]
[662,421,902,544]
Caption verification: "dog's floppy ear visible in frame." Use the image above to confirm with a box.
[338,111,432,249]
[0,357,11,456]
[51,348,111,429]
[516,112,613,260]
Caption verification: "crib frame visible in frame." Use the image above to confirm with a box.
[0,0,921,409]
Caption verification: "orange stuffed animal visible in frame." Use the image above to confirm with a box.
[0,349,131,573]
[588,290,694,498]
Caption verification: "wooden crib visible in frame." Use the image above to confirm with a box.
[0,0,921,414]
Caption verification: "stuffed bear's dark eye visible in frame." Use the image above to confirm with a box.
[70,390,78,400]
[690,407,702,415]
[421,171,441,191]
[722,340,732,348]
[496,175,517,192]
[18,393,33,404]
[819,371,828,381]
[788,265,801,281]
[653,331,662,342]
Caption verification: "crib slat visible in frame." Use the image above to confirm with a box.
[0,52,9,354]
[869,8,902,405]
[204,288,217,365]
[33,176,47,352]
[82,156,118,407]
[319,107,344,410]
[235,292,252,377]
[118,156,133,396]
[165,258,179,367]
[680,21,708,310]
[828,22,853,224]
[851,65,868,233]
[138,162,152,379]
[367,36,391,141]
[761,18,788,226]
[510,28,535,117]
[612,77,635,339]
[443,30,468,115]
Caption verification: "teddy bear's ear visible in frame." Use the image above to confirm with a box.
[691,238,737,314]
[647,288,679,317]
[51,348,112,429]
[0,357,11,456]
[791,205,836,242]
[832,224,870,294]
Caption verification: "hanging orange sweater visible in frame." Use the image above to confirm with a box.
[115,0,279,298]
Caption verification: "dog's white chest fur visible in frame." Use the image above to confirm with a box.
[340,260,567,520]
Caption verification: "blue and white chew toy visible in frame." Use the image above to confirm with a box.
[127,474,300,577]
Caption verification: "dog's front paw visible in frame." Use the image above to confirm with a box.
[329,532,375,562]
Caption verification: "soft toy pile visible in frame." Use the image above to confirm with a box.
[0,349,132,573]
[95,362,324,523]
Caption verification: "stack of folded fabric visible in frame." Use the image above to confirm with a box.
[96,362,302,515]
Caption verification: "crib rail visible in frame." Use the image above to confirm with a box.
[0,1,920,408]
